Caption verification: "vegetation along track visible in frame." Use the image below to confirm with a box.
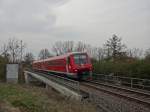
[81,81,150,107]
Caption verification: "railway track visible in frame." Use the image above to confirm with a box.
[81,81,150,107]
[29,70,150,106]
[90,80,150,97]
[26,70,150,111]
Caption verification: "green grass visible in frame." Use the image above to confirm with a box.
[0,83,96,112]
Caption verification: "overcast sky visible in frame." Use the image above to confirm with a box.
[0,0,150,55]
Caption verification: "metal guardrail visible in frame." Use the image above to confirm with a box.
[26,70,80,94]
[45,73,80,94]
[93,74,150,91]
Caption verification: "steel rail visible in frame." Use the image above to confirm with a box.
[89,80,150,97]
[81,82,150,107]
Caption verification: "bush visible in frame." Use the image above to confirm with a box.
[93,60,150,79]
[0,56,8,81]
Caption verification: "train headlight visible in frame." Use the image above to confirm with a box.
[74,69,78,72]
[72,68,77,72]
[69,65,71,69]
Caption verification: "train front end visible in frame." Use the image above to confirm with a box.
[70,52,93,80]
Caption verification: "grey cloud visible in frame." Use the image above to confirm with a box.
[0,0,68,33]
[0,0,150,56]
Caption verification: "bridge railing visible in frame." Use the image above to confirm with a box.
[46,74,80,93]
[93,73,150,91]
[25,70,80,94]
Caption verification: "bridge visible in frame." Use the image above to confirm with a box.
[24,70,82,100]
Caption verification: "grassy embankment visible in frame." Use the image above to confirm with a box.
[0,83,96,112]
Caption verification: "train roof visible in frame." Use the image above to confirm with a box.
[33,52,87,63]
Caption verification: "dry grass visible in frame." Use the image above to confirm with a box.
[0,100,21,112]
[0,83,96,112]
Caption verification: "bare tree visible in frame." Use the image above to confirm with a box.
[0,43,10,60]
[52,41,75,55]
[104,34,126,60]
[95,47,105,61]
[38,48,51,59]
[75,41,87,52]
[127,48,143,59]
[52,41,64,55]
[24,52,34,65]
[20,40,26,63]
[8,38,26,63]
[145,48,150,60]
[52,41,94,57]
[84,44,93,55]
[1,38,26,63]
[63,41,74,53]
[75,42,95,58]
[103,44,111,59]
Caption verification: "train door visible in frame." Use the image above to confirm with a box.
[66,56,70,73]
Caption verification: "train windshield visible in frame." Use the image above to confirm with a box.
[73,54,88,65]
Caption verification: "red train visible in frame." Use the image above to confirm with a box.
[32,52,93,80]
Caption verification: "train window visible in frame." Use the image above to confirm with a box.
[48,60,65,66]
[67,57,70,64]
[73,54,88,65]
